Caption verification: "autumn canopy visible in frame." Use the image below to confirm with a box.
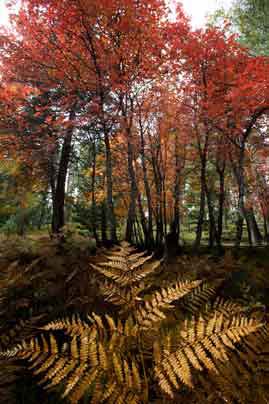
[0,0,269,248]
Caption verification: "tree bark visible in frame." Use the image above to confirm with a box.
[101,201,108,244]
[245,208,262,246]
[206,187,217,248]
[171,130,181,245]
[139,117,154,248]
[51,109,75,234]
[125,125,138,243]
[263,214,269,243]
[216,165,225,247]
[194,135,208,249]
[91,134,99,246]
[234,143,246,247]
[104,130,118,243]
[137,192,148,245]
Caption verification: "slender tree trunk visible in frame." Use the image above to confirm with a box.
[135,215,143,245]
[206,188,217,248]
[139,120,154,248]
[171,130,181,245]
[104,130,117,243]
[263,214,269,244]
[216,167,225,247]
[49,149,57,233]
[163,180,167,237]
[137,192,148,246]
[245,208,262,246]
[154,166,164,248]
[91,135,99,246]
[234,144,246,247]
[125,126,138,243]
[101,201,108,244]
[51,109,75,234]
[251,211,262,243]
[195,155,207,248]
[152,146,164,248]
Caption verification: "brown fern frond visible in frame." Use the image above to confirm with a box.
[136,280,202,328]
[155,313,265,398]
[179,280,222,315]
[42,313,90,336]
[209,297,245,319]
[90,243,160,287]
[0,312,143,403]
[91,244,161,314]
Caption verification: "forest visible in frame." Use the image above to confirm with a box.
[1,0,269,403]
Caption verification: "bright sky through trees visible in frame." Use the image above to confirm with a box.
[0,1,9,26]
[180,0,232,27]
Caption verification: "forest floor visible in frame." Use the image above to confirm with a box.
[0,232,268,402]
[0,232,268,311]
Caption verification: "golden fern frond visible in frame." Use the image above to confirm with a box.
[99,281,144,307]
[179,279,222,315]
[0,312,142,403]
[91,245,161,313]
[42,313,90,336]
[213,324,269,403]
[199,335,269,404]
[91,255,159,287]
[155,313,265,398]
[206,297,246,319]
[136,280,202,328]
[91,243,159,282]
[108,242,137,258]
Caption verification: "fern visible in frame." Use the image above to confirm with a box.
[1,243,269,403]
[1,314,143,404]
[91,242,162,311]
[154,314,264,397]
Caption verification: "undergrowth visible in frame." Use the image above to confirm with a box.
[0,241,269,403]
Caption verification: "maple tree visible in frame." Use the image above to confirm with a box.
[0,0,269,249]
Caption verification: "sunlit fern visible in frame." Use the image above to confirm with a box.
[1,314,143,404]
[154,313,265,397]
[1,243,269,403]
[90,241,162,310]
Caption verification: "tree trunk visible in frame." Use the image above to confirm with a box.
[171,130,181,246]
[151,145,164,248]
[91,135,99,246]
[263,214,269,244]
[216,167,225,247]
[206,188,217,248]
[163,178,168,237]
[104,130,117,243]
[125,126,138,243]
[154,165,164,248]
[233,144,246,247]
[137,192,148,246]
[139,120,154,248]
[245,208,262,246]
[101,201,108,244]
[51,109,75,234]
[195,157,207,248]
